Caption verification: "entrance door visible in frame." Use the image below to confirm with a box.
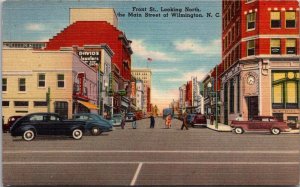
[247,96,259,120]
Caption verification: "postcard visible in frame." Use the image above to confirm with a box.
[1,0,300,186]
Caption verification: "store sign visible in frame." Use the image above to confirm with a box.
[130,82,136,98]
[77,50,100,67]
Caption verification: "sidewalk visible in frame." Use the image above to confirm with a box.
[206,123,232,132]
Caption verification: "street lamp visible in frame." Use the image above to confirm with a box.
[207,77,218,129]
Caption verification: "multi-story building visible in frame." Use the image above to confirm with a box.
[131,68,152,114]
[2,48,98,121]
[179,84,187,111]
[136,80,144,111]
[45,8,133,115]
[220,0,300,125]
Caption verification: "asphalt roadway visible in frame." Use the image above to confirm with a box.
[2,118,300,186]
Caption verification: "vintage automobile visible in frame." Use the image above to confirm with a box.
[186,113,196,125]
[231,116,291,135]
[73,113,113,134]
[111,114,123,126]
[190,114,207,127]
[3,115,23,133]
[10,113,86,141]
[125,113,136,122]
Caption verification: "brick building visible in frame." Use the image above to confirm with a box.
[219,0,299,125]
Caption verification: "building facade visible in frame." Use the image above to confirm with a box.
[136,80,144,111]
[2,48,98,121]
[220,0,300,125]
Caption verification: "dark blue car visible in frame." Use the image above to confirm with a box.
[72,113,113,135]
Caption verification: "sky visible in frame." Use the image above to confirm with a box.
[2,0,222,111]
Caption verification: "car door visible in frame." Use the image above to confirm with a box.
[48,114,67,135]
[29,114,52,135]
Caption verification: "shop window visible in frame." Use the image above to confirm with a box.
[286,39,296,54]
[19,78,26,92]
[272,71,299,109]
[247,40,255,56]
[57,74,65,88]
[54,101,68,119]
[38,74,45,88]
[247,12,256,30]
[237,75,240,113]
[34,101,48,107]
[285,11,296,28]
[14,101,29,107]
[270,39,281,54]
[271,12,281,28]
[2,101,9,107]
[2,78,7,92]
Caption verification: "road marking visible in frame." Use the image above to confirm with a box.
[3,150,299,154]
[3,161,299,165]
[130,162,143,186]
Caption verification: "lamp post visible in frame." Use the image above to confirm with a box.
[207,69,218,129]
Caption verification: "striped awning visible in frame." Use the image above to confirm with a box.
[78,100,98,110]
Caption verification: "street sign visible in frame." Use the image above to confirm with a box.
[118,90,126,96]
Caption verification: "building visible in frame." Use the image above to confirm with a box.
[3,42,46,49]
[185,80,193,108]
[179,84,187,111]
[44,8,133,114]
[131,68,152,115]
[2,48,98,121]
[220,0,300,125]
[136,80,144,112]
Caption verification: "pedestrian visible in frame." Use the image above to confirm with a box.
[131,115,137,129]
[149,113,155,128]
[165,114,172,129]
[121,113,126,129]
[235,114,243,121]
[210,113,214,125]
[181,112,189,130]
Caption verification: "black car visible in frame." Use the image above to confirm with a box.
[10,113,86,141]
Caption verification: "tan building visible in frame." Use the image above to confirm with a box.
[2,48,98,121]
[131,68,152,114]
[69,8,118,27]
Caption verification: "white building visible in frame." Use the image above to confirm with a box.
[136,80,144,111]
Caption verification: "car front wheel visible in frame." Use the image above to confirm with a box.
[271,128,281,135]
[72,129,83,140]
[22,130,35,141]
[91,127,100,136]
[234,127,244,134]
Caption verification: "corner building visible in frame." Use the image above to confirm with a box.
[220,0,300,124]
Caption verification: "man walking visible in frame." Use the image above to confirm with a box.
[131,115,137,129]
[150,113,155,128]
[181,112,189,130]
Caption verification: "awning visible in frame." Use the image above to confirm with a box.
[78,100,99,110]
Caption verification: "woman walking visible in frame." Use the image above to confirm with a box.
[165,114,172,129]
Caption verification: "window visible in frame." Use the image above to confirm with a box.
[14,101,29,107]
[285,11,296,28]
[2,78,7,92]
[271,12,281,28]
[247,40,255,56]
[38,74,45,87]
[57,74,65,88]
[2,101,9,107]
[270,39,281,54]
[272,71,299,109]
[19,78,26,91]
[247,12,256,30]
[34,101,48,107]
[29,115,44,121]
[229,79,234,113]
[286,39,296,54]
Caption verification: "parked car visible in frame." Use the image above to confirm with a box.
[190,114,207,127]
[10,113,86,141]
[110,114,123,126]
[125,113,136,122]
[72,113,113,135]
[3,115,23,133]
[231,116,291,135]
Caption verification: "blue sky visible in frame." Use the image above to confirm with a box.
[2,0,221,110]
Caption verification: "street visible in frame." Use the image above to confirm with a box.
[3,118,300,186]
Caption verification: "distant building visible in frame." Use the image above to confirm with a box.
[3,42,46,49]
[136,80,144,111]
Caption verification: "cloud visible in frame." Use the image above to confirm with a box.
[131,39,177,62]
[174,39,221,56]
[25,23,46,31]
[151,68,178,73]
